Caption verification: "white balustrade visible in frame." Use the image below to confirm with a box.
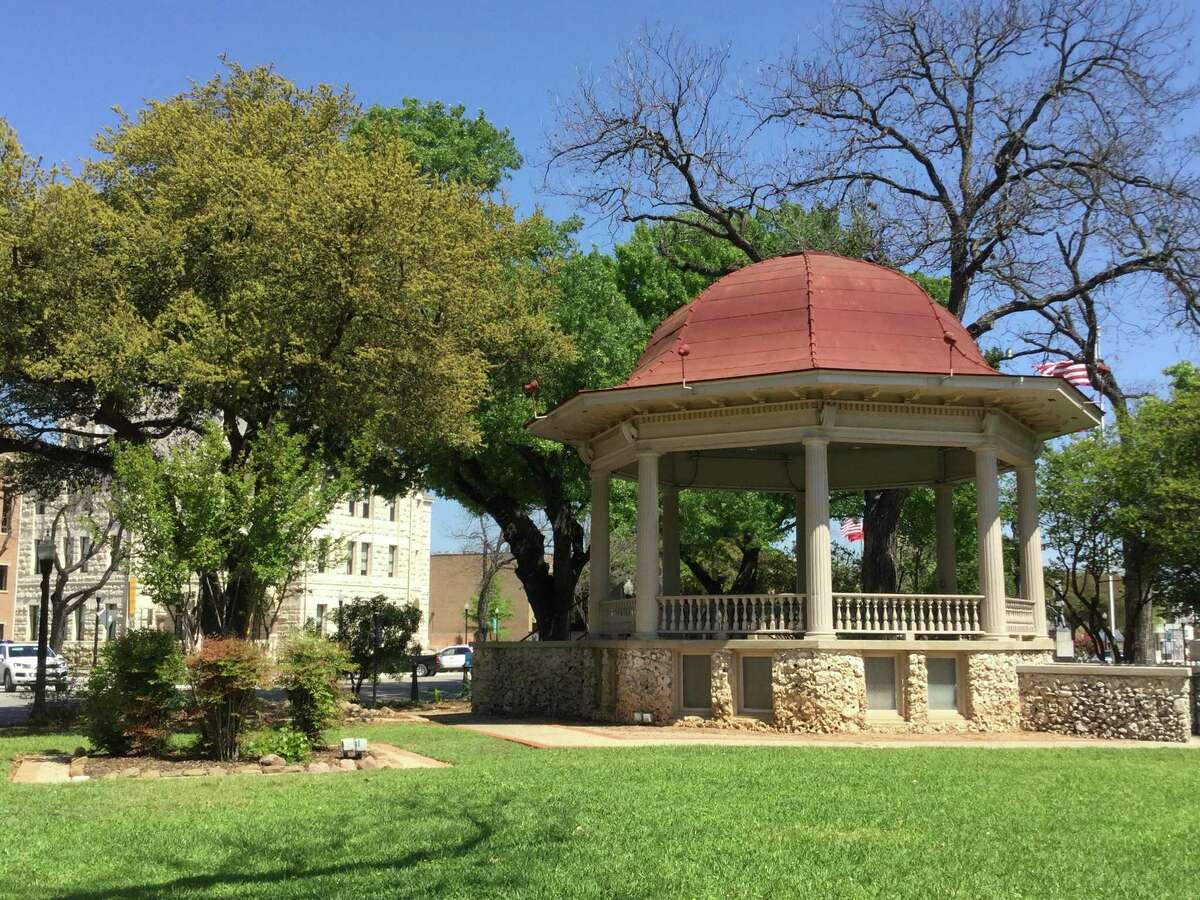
[832,593,984,636]
[657,593,806,635]
[1004,597,1037,635]
[597,597,634,633]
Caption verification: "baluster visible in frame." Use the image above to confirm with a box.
[931,602,941,632]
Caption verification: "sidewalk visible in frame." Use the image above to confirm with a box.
[421,712,1200,750]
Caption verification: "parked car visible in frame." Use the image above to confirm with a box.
[408,651,439,678]
[435,644,473,672]
[0,642,70,692]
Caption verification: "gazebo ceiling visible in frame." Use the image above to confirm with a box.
[529,253,1101,483]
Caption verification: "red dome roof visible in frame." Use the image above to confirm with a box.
[621,253,997,389]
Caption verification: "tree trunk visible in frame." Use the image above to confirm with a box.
[682,555,724,594]
[729,545,760,594]
[862,489,909,592]
[48,596,69,653]
[1121,538,1156,664]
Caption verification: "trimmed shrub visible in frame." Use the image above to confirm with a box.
[277,632,353,745]
[243,726,312,763]
[187,638,271,762]
[82,629,186,756]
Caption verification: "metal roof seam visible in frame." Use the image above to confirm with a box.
[803,252,818,369]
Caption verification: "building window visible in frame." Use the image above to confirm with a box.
[359,542,371,576]
[739,656,772,713]
[316,549,326,574]
[347,497,356,515]
[36,498,46,515]
[681,654,712,711]
[0,493,12,532]
[864,656,898,712]
[388,499,397,522]
[388,546,397,578]
[28,605,39,639]
[64,537,74,568]
[0,564,7,592]
[105,603,118,640]
[316,603,327,631]
[75,605,85,641]
[927,657,959,712]
[361,491,371,518]
[80,536,91,573]
[345,544,355,575]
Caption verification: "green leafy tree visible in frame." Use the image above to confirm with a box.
[1040,363,1200,661]
[421,226,647,638]
[350,99,522,191]
[468,579,515,639]
[113,423,351,639]
[332,595,423,701]
[0,64,565,637]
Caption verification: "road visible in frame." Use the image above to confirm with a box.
[0,671,469,727]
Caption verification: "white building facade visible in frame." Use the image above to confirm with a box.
[272,491,434,650]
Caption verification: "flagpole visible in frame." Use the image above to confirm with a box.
[1096,328,1118,661]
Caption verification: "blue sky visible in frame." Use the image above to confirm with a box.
[4,1,1196,550]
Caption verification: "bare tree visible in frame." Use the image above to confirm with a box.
[42,485,126,653]
[550,4,1200,597]
[453,514,515,643]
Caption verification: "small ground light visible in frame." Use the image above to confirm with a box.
[340,738,368,759]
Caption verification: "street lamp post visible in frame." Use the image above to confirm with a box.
[31,531,54,722]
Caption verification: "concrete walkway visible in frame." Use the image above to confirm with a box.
[422,713,1200,750]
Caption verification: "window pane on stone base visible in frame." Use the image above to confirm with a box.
[927,657,959,711]
[740,656,772,711]
[864,656,897,711]
[681,655,712,710]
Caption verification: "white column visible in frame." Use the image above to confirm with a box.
[588,469,610,637]
[934,483,958,594]
[975,448,1007,638]
[1016,463,1047,636]
[794,492,806,596]
[661,485,681,596]
[634,452,661,638]
[804,440,834,638]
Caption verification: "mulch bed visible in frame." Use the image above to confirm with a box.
[82,746,365,779]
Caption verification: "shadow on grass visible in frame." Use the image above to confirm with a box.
[56,798,563,900]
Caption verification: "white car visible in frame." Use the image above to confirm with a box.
[0,643,71,692]
[435,644,473,672]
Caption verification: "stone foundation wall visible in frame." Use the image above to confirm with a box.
[966,653,1022,731]
[1018,664,1192,743]
[773,651,866,733]
[472,645,597,719]
[710,651,734,721]
[614,648,673,723]
[471,643,1107,736]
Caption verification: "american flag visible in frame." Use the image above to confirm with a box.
[839,517,864,542]
[1034,360,1095,388]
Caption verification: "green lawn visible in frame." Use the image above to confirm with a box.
[0,724,1194,899]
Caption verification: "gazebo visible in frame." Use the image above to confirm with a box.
[475,253,1102,733]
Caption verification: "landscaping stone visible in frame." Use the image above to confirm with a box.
[356,756,380,770]
[68,756,88,778]
[142,769,161,779]
[259,753,285,767]
[306,762,331,774]
[337,758,357,771]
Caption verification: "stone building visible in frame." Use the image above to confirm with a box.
[0,489,20,641]
[263,491,434,649]
[473,253,1194,742]
[11,489,131,668]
